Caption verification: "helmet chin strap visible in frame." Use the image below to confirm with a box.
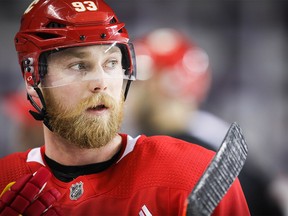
[27,86,53,131]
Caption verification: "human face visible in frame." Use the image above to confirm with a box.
[42,45,125,149]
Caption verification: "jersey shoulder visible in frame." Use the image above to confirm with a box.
[134,135,216,189]
[137,134,215,161]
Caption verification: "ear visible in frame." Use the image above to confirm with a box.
[25,81,39,98]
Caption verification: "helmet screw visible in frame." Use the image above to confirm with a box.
[100,33,107,39]
[80,35,86,41]
[25,66,34,73]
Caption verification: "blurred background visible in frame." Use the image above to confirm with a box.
[0,0,287,215]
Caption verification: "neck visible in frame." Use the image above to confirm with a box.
[43,126,122,166]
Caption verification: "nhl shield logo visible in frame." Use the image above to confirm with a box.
[70,181,84,200]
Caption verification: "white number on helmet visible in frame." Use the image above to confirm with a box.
[72,1,98,12]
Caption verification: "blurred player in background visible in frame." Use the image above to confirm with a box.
[126,28,228,150]
[2,90,43,152]
[126,28,282,215]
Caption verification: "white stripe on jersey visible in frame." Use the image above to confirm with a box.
[139,205,152,216]
[27,147,45,166]
[116,135,140,163]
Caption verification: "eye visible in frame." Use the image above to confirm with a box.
[70,62,87,71]
[104,59,119,70]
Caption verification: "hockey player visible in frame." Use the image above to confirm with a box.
[0,0,250,215]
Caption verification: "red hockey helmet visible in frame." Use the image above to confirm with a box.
[134,28,211,104]
[14,0,136,87]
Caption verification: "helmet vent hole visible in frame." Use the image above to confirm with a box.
[34,32,60,40]
[110,17,117,24]
[46,22,66,28]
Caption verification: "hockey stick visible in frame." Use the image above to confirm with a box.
[185,122,248,216]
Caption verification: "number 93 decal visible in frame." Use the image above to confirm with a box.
[72,1,98,12]
[24,0,98,14]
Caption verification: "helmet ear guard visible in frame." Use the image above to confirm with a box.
[22,57,36,86]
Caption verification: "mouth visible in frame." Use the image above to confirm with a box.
[86,104,109,114]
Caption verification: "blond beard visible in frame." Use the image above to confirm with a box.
[43,90,124,149]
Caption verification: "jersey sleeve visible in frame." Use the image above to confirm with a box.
[0,152,32,192]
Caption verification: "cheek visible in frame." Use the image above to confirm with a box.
[45,86,81,109]
[62,89,84,109]
[110,79,124,100]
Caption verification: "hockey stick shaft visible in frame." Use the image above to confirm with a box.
[185,122,248,216]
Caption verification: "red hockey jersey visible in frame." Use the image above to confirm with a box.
[0,134,250,215]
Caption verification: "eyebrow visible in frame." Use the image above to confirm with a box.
[64,51,90,59]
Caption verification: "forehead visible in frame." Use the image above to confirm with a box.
[49,44,122,60]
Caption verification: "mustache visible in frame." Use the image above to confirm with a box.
[49,93,117,118]
[80,93,116,111]
[45,90,123,121]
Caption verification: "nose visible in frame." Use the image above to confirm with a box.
[88,77,107,93]
[87,66,108,93]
